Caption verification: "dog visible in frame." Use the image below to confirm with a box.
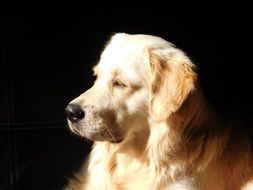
[65,33,253,190]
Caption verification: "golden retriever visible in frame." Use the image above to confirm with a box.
[65,33,253,190]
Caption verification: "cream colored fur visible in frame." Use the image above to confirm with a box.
[65,33,253,190]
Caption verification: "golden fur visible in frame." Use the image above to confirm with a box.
[65,33,253,190]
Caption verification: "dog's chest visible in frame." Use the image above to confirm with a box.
[112,156,153,189]
[90,159,200,190]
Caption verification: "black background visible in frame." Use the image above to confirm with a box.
[1,13,252,190]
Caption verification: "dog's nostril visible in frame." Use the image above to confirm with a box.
[65,104,85,122]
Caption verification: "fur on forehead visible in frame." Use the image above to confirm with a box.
[95,34,153,82]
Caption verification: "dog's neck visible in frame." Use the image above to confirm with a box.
[176,88,230,169]
[148,86,231,178]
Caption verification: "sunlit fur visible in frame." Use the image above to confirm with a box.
[65,33,253,190]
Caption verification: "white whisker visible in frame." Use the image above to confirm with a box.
[103,121,117,143]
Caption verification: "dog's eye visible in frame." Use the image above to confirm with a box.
[112,80,126,88]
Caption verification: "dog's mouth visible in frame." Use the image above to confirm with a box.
[67,120,124,143]
[110,138,123,144]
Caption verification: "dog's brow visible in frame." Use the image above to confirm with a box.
[112,70,120,77]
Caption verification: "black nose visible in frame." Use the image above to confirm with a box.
[65,104,85,122]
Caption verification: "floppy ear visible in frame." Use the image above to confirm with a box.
[149,48,197,122]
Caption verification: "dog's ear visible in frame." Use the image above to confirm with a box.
[149,48,197,122]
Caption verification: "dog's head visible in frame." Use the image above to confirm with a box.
[65,33,197,143]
